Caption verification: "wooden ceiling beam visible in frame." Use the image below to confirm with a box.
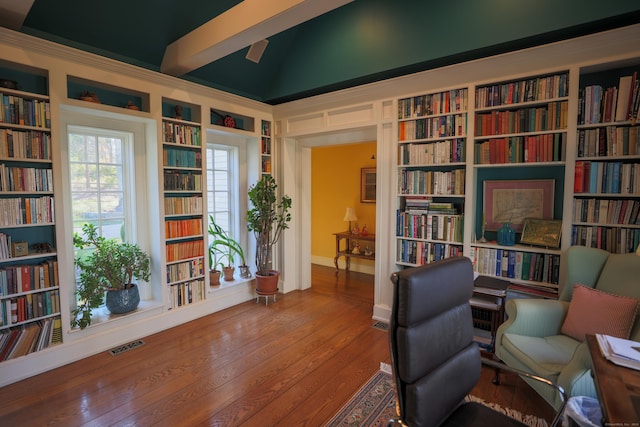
[161,0,353,76]
[0,0,35,30]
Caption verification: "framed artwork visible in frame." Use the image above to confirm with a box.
[361,168,376,203]
[520,218,562,248]
[483,179,554,232]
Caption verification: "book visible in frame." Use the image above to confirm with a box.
[473,275,508,297]
[596,333,640,371]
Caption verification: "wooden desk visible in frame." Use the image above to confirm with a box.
[333,231,375,272]
[586,334,640,425]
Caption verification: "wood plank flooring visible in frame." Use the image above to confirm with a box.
[0,264,556,426]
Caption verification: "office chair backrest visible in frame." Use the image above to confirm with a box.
[389,257,480,427]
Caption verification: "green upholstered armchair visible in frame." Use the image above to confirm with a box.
[495,245,640,410]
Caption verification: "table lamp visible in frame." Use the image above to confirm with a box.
[343,208,358,233]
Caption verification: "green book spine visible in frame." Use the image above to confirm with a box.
[521,252,531,281]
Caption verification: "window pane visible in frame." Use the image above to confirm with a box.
[69,164,98,191]
[98,136,122,164]
[72,194,99,220]
[99,164,123,191]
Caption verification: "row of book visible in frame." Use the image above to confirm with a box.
[471,247,560,285]
[474,133,566,165]
[578,72,640,125]
[165,218,203,239]
[571,226,640,254]
[162,122,201,146]
[168,279,205,309]
[163,147,202,169]
[574,161,640,194]
[577,126,639,158]
[261,157,272,174]
[0,93,50,129]
[398,113,467,141]
[396,211,464,243]
[0,165,53,192]
[166,240,204,263]
[163,170,202,192]
[0,196,54,227]
[261,121,271,137]
[398,168,465,196]
[0,233,15,260]
[261,136,271,154]
[475,73,569,109]
[398,88,468,119]
[0,260,60,295]
[474,101,568,137]
[0,317,62,361]
[1,289,60,326]
[0,129,51,160]
[573,198,640,225]
[396,240,463,265]
[164,195,203,216]
[166,258,204,284]
[398,138,465,166]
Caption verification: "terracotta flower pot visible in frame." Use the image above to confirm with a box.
[222,266,235,281]
[210,270,221,286]
[255,270,279,295]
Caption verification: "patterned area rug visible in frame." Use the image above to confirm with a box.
[324,364,548,427]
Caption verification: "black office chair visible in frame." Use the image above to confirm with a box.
[388,257,566,427]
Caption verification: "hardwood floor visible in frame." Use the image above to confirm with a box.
[0,264,555,426]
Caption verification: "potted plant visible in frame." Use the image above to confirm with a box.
[72,223,150,329]
[208,215,250,283]
[246,175,292,295]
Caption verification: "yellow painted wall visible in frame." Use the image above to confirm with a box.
[311,142,376,271]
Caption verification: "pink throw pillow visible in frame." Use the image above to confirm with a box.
[560,284,638,341]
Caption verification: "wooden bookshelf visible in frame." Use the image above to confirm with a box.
[161,98,206,309]
[396,88,468,267]
[0,63,62,361]
[571,63,640,254]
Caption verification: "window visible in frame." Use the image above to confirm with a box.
[61,109,152,310]
[68,126,133,243]
[206,145,236,238]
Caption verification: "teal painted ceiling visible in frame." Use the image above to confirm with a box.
[11,0,640,105]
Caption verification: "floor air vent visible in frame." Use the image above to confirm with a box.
[372,321,389,331]
[108,340,145,356]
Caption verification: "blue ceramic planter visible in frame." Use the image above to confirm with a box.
[105,284,140,314]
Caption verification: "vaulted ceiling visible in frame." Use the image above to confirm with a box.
[1,0,639,105]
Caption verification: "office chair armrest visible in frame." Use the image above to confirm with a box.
[481,357,567,427]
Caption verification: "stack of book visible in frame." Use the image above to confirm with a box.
[596,333,640,371]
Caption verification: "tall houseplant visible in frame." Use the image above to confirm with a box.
[246,175,291,294]
[72,223,150,329]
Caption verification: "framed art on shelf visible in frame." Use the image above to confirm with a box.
[520,218,562,248]
[483,179,554,232]
[361,168,376,203]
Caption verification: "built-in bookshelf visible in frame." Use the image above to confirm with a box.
[470,71,569,294]
[0,65,62,362]
[260,120,272,176]
[161,98,206,309]
[571,64,640,254]
[396,88,468,267]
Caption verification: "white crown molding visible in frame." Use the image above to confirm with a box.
[0,26,272,114]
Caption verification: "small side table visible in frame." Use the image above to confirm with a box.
[471,276,508,354]
[333,231,375,273]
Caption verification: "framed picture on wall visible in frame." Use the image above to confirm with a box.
[483,179,554,231]
[361,168,376,203]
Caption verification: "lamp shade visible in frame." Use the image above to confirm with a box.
[343,207,358,222]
